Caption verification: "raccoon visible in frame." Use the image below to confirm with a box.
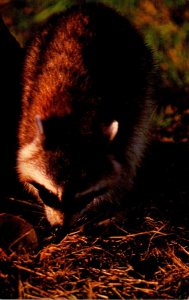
[17,3,155,229]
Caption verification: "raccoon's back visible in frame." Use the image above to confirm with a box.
[19,3,154,146]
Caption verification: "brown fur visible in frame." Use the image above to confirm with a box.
[17,3,156,228]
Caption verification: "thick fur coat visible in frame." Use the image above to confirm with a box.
[17,3,155,228]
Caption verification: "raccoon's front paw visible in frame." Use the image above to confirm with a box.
[0,213,38,253]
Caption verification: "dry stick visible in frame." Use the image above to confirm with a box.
[143,223,169,260]
[174,242,189,256]
[110,229,169,239]
[87,280,96,299]
[9,229,36,252]
[96,293,109,299]
[111,286,125,300]
[14,264,53,280]
[18,273,24,300]
[24,283,50,297]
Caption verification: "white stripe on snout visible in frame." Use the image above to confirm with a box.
[17,142,62,197]
[20,164,59,195]
[45,205,64,226]
[18,139,39,161]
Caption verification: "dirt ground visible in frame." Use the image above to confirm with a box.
[0,135,189,298]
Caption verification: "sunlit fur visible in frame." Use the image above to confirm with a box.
[17,3,156,227]
[17,139,62,196]
[45,205,64,226]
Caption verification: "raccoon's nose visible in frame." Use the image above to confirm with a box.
[51,225,65,242]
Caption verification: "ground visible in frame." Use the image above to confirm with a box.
[0,110,189,298]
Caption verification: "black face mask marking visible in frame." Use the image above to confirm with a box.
[30,182,61,209]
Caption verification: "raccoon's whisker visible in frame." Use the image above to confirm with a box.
[75,184,107,199]
[9,197,43,210]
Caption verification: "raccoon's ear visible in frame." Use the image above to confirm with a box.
[102,120,119,142]
[35,115,44,136]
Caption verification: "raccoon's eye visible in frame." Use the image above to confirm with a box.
[31,182,61,209]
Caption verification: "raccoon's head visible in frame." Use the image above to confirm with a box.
[17,113,129,227]
[17,3,155,229]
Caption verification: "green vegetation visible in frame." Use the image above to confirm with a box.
[1,0,188,95]
[0,0,188,108]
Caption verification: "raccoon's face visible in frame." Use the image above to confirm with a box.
[17,115,128,227]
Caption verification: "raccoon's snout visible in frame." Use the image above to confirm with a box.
[17,138,121,227]
[32,180,107,214]
[35,182,107,228]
